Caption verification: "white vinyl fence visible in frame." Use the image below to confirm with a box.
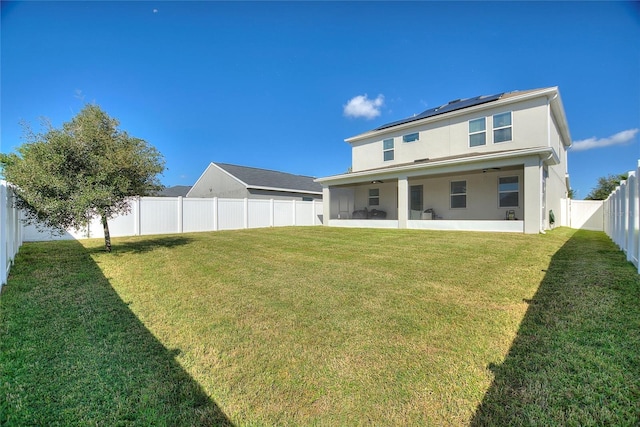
[565,199,604,231]
[24,197,324,241]
[603,161,640,273]
[0,181,23,288]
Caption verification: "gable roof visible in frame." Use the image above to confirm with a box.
[211,162,323,194]
[155,185,192,197]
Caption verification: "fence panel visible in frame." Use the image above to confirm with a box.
[295,201,314,226]
[273,200,294,227]
[183,198,215,233]
[218,198,245,230]
[603,161,640,273]
[0,181,23,287]
[140,198,180,235]
[108,203,138,237]
[248,199,271,229]
[18,197,324,244]
[569,200,604,231]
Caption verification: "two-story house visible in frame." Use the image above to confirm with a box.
[316,87,571,233]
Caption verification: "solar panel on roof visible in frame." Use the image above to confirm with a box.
[375,93,504,131]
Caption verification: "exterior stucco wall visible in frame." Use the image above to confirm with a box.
[188,164,248,198]
[351,96,549,172]
[353,181,399,220]
[406,169,525,221]
[545,107,570,228]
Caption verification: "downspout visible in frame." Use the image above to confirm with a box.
[540,152,554,234]
[542,93,559,234]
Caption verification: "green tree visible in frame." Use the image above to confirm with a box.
[585,173,628,200]
[0,104,165,252]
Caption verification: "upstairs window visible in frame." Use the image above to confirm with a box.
[450,180,467,209]
[369,188,380,206]
[498,176,519,207]
[469,118,486,147]
[383,138,394,161]
[402,132,419,143]
[493,112,512,143]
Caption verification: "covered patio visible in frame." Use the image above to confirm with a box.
[317,148,558,234]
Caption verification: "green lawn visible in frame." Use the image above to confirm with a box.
[1,227,638,425]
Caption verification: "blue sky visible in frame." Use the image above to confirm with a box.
[2,1,639,199]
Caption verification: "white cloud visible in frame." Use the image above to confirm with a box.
[74,89,85,101]
[572,128,639,151]
[343,94,384,119]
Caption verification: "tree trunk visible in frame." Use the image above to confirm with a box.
[101,215,112,252]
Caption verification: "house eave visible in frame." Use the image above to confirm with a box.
[548,91,572,146]
[247,185,323,195]
[316,147,555,186]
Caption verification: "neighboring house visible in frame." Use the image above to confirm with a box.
[187,162,323,201]
[155,185,192,197]
[316,87,571,234]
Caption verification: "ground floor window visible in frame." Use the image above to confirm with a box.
[450,180,466,209]
[499,176,519,207]
[369,188,379,206]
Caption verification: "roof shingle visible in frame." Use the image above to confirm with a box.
[215,163,323,193]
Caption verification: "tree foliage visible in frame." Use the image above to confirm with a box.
[0,104,165,251]
[585,173,628,200]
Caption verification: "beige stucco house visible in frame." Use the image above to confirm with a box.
[316,87,571,233]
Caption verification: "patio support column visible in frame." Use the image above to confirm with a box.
[398,176,409,229]
[322,186,330,226]
[524,158,542,234]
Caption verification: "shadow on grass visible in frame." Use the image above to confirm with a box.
[0,239,233,426]
[88,235,196,255]
[471,230,640,425]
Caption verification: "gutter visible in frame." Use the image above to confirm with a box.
[247,185,323,195]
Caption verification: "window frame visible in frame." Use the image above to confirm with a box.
[402,132,419,143]
[493,111,512,143]
[498,175,519,208]
[450,180,467,209]
[383,138,394,161]
[469,117,487,147]
[369,188,380,206]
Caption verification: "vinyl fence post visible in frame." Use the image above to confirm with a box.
[3,188,17,266]
[135,197,141,236]
[292,199,296,226]
[311,199,316,225]
[244,198,249,229]
[637,162,640,274]
[178,196,183,234]
[1,183,7,286]
[213,197,218,231]
[270,199,274,227]
[627,173,636,264]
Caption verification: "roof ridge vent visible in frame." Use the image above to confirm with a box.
[448,98,461,104]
